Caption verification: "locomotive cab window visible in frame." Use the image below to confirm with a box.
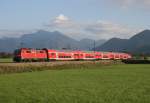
[26,51,31,53]
[14,49,21,55]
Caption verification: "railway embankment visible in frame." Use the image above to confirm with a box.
[0,60,123,74]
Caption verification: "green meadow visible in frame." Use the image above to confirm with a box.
[0,64,150,103]
[0,58,13,63]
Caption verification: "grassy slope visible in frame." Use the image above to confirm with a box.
[0,64,150,103]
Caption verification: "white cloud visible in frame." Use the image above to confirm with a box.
[55,14,69,23]
[0,14,143,40]
[46,14,142,40]
[47,14,77,29]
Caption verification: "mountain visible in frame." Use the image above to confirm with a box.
[20,30,79,49]
[0,38,20,52]
[1,29,150,53]
[127,30,150,52]
[96,38,128,52]
[0,30,105,52]
[96,30,150,53]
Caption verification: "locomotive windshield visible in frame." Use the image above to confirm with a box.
[14,49,21,55]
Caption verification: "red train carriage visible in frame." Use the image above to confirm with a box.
[127,54,132,59]
[35,49,47,60]
[122,53,130,60]
[83,51,95,60]
[72,51,84,60]
[109,52,115,59]
[13,48,47,62]
[94,52,102,60]
[43,49,57,61]
[57,51,74,60]
[119,53,124,60]
[114,53,120,59]
[102,52,110,59]
[124,53,132,60]
[44,49,74,61]
[13,48,132,62]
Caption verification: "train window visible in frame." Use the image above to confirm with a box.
[74,54,79,56]
[103,55,108,58]
[26,51,31,53]
[110,55,114,57]
[86,56,94,58]
[40,51,44,53]
[58,55,71,58]
[59,56,63,58]
[51,53,55,56]
[115,55,119,58]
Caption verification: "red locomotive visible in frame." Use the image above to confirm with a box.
[13,48,132,62]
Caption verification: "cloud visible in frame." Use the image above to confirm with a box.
[46,14,142,40]
[55,14,69,23]
[111,0,150,9]
[85,20,141,39]
[0,14,142,40]
[47,14,77,29]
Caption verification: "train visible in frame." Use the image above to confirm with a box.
[13,48,132,62]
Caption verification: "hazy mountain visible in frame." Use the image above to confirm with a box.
[96,38,128,52]
[127,30,150,52]
[1,30,150,53]
[0,30,105,52]
[0,38,20,52]
[96,30,150,53]
[20,30,79,49]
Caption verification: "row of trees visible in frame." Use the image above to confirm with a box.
[0,52,13,58]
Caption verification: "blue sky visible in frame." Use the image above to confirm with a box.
[0,0,150,40]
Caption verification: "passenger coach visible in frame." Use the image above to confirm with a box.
[13,48,132,62]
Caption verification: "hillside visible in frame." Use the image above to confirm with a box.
[0,30,105,52]
[96,30,150,53]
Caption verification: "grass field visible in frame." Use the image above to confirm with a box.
[0,64,150,103]
[0,58,12,63]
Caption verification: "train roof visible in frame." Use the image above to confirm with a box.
[18,48,130,55]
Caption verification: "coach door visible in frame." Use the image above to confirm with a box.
[74,54,79,59]
[49,52,56,60]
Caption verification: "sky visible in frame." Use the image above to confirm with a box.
[0,0,150,40]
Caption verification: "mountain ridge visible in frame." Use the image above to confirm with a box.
[96,30,150,53]
[0,30,106,52]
